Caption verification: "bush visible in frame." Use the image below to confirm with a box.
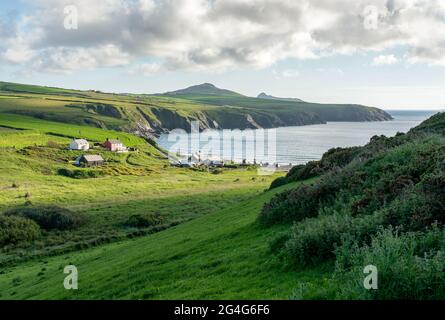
[58,168,103,179]
[0,215,41,246]
[5,206,87,230]
[124,213,165,228]
[334,227,445,299]
[269,146,361,190]
[211,169,223,175]
[269,176,288,190]
[383,191,442,231]
[260,173,341,225]
[285,212,386,267]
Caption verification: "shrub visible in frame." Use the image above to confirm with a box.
[334,227,445,299]
[5,206,87,230]
[0,215,40,246]
[383,191,443,231]
[260,173,341,225]
[285,212,386,267]
[211,169,223,175]
[124,213,165,228]
[319,147,361,169]
[58,168,103,179]
[270,147,361,190]
[269,176,288,190]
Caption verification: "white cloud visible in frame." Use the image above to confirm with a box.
[1,0,445,73]
[373,54,399,65]
[30,45,129,74]
[127,62,162,76]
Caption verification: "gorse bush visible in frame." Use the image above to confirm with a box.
[124,213,165,228]
[0,215,40,246]
[285,212,386,267]
[334,227,445,300]
[58,168,103,179]
[269,146,365,190]
[260,173,342,224]
[262,137,444,226]
[5,206,87,230]
[268,176,288,190]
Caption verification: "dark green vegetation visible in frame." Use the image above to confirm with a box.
[262,112,445,299]
[5,206,87,231]
[0,81,391,137]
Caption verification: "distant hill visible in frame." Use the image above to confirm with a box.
[257,92,304,102]
[163,83,242,97]
[0,81,392,137]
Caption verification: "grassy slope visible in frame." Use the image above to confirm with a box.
[0,113,145,147]
[0,115,284,287]
[0,81,392,135]
[0,182,327,300]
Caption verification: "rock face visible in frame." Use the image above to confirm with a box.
[149,84,393,134]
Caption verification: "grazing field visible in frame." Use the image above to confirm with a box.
[0,182,330,300]
[0,114,146,147]
[0,130,70,149]
[0,115,282,268]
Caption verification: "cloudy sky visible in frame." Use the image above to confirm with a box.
[1,0,445,109]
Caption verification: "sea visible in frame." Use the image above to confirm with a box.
[157,110,441,165]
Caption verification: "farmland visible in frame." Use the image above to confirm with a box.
[0,114,281,269]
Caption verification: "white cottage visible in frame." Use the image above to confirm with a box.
[69,139,90,151]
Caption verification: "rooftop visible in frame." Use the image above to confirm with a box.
[82,155,104,162]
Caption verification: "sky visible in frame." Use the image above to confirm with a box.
[0,0,445,110]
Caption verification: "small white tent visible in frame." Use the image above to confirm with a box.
[69,139,90,151]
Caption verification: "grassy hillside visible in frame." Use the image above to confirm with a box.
[261,112,445,299]
[0,182,328,300]
[0,115,281,268]
[0,81,392,136]
[0,114,145,147]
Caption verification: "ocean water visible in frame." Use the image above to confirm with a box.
[157,110,440,165]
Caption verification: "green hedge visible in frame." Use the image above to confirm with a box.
[0,215,41,246]
[5,206,87,230]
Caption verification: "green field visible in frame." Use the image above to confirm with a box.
[0,182,331,300]
[0,113,145,147]
[0,115,283,275]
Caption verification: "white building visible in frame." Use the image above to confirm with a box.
[69,139,90,151]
